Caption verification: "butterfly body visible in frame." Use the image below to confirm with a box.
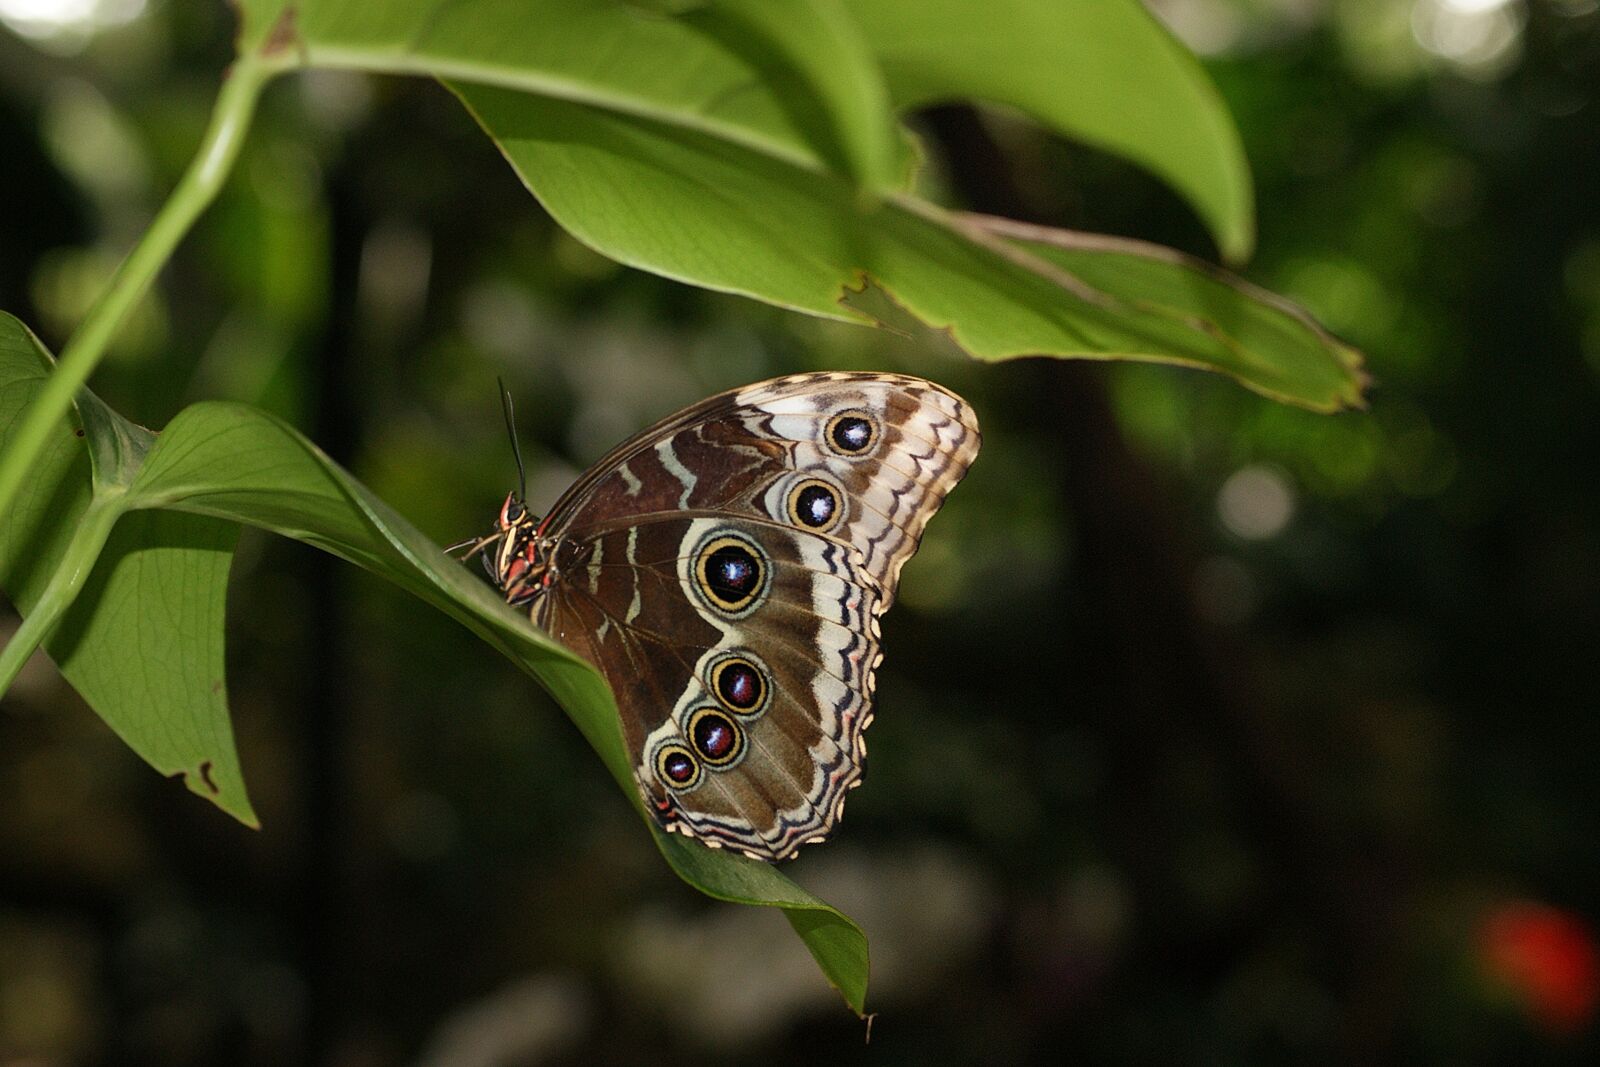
[476,373,979,861]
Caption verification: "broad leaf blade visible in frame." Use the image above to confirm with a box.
[853,0,1255,262]
[684,0,898,190]
[972,219,1368,410]
[126,400,871,1015]
[0,313,256,824]
[454,86,1364,411]
[52,510,251,821]
[233,0,892,186]
[657,830,869,1010]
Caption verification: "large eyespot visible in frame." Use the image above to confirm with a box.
[786,477,842,532]
[687,707,746,768]
[653,742,702,791]
[693,532,767,615]
[708,652,770,717]
[825,410,877,455]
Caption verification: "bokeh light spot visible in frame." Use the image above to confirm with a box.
[1217,465,1296,540]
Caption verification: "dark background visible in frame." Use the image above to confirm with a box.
[3,1,1598,1063]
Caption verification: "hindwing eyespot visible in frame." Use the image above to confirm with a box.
[653,742,702,791]
[708,652,770,717]
[687,707,746,768]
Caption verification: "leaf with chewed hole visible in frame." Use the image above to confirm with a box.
[0,313,255,823]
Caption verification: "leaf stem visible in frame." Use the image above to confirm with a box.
[0,56,274,523]
[0,496,125,697]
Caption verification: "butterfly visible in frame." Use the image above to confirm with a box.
[459,372,979,861]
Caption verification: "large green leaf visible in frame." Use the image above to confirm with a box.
[236,1,1249,257]
[234,0,894,186]
[0,313,869,1013]
[853,0,1255,262]
[0,314,255,823]
[126,400,871,1013]
[678,0,898,189]
[453,87,1364,412]
[973,218,1367,410]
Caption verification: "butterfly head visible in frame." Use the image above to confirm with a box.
[487,492,548,605]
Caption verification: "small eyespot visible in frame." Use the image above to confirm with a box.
[693,533,767,614]
[688,707,745,767]
[787,478,842,531]
[710,654,769,715]
[825,410,876,455]
[654,743,702,791]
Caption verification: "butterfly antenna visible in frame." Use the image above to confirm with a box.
[498,376,528,503]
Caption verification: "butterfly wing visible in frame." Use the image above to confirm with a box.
[542,372,981,607]
[538,513,882,860]
[535,373,979,860]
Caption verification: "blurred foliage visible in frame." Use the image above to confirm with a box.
[3,0,1600,1064]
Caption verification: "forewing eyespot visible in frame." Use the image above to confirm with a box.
[692,532,768,615]
[825,409,877,456]
[786,477,843,532]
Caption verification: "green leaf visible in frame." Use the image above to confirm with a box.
[0,316,90,624]
[972,219,1368,411]
[452,86,1364,412]
[852,0,1256,262]
[0,315,871,1012]
[232,0,894,187]
[682,0,898,190]
[0,313,256,823]
[122,401,873,1015]
[53,510,251,820]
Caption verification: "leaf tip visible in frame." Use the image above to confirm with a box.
[170,760,260,829]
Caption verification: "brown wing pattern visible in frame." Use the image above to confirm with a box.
[544,372,981,608]
[525,373,977,861]
[538,514,883,860]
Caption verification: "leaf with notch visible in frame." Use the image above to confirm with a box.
[451,87,1364,411]
[0,313,254,823]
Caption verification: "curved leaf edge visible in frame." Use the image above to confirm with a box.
[235,0,1247,258]
[128,399,874,1014]
[451,78,1365,413]
[0,314,258,825]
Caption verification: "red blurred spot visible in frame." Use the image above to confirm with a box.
[1479,901,1599,1035]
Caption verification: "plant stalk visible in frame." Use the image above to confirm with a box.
[0,57,273,523]
[0,496,125,697]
